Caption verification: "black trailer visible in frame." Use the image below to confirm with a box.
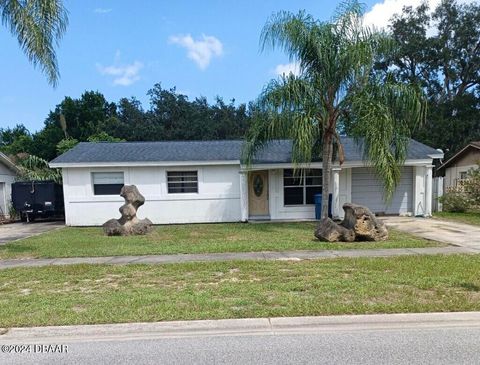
[11,181,64,222]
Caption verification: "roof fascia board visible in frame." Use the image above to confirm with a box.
[52,158,434,170]
[241,159,433,170]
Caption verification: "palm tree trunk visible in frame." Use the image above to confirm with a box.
[321,132,333,218]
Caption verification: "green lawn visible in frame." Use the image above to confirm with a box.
[0,222,444,259]
[1,254,479,327]
[434,211,480,226]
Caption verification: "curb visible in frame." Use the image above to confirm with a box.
[2,312,480,343]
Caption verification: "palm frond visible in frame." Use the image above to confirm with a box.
[0,0,68,86]
[16,154,62,183]
[242,74,321,167]
[349,80,426,199]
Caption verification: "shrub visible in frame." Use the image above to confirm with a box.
[463,166,480,208]
[439,190,471,213]
[8,204,18,220]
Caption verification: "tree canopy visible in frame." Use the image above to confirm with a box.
[375,0,480,157]
[0,86,255,161]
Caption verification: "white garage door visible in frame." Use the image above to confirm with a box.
[351,167,413,215]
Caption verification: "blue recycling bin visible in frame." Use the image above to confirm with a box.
[314,193,332,219]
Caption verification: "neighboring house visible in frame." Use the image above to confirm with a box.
[437,141,480,189]
[49,138,443,226]
[0,152,19,219]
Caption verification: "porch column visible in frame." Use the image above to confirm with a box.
[239,171,248,222]
[436,176,444,212]
[332,168,341,219]
[425,165,433,217]
[413,166,426,216]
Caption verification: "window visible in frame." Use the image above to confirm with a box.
[460,171,468,180]
[92,172,124,195]
[167,171,198,193]
[283,169,322,205]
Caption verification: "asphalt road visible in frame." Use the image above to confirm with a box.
[2,324,480,364]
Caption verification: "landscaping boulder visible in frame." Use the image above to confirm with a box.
[314,203,388,242]
[314,217,355,242]
[102,185,153,236]
[341,203,388,241]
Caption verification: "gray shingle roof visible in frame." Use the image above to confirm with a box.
[49,138,441,166]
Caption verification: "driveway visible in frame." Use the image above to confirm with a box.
[383,216,480,250]
[0,221,64,245]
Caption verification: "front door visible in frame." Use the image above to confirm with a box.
[248,170,269,217]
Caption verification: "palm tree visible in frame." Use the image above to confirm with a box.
[243,1,426,218]
[1,0,68,86]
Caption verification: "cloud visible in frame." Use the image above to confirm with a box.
[274,62,301,77]
[97,58,143,86]
[94,8,112,14]
[364,0,476,30]
[169,34,223,70]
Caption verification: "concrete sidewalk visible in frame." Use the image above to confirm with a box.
[0,245,478,270]
[2,312,480,342]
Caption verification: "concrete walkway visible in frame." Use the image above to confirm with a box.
[383,217,480,250]
[0,245,477,270]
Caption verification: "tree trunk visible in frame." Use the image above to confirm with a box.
[321,132,333,218]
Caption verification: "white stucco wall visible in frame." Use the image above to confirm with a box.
[62,165,242,226]
[62,162,434,226]
[267,168,351,220]
[338,168,351,218]
[267,165,430,219]
[0,162,17,217]
[268,169,315,220]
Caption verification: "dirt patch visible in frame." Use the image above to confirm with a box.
[19,288,31,296]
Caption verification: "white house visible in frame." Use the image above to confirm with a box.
[49,138,443,226]
[0,152,19,219]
